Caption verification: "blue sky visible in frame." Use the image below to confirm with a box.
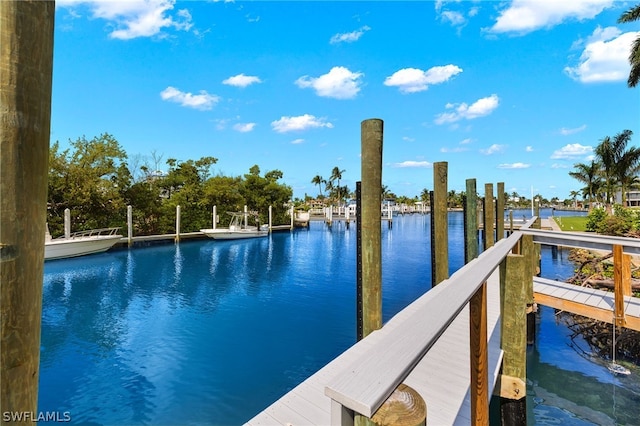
[52,0,640,201]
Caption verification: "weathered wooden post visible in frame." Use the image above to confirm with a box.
[127,205,133,246]
[290,205,294,230]
[213,205,217,229]
[499,254,527,425]
[175,205,181,243]
[613,244,631,326]
[359,118,383,337]
[64,208,71,238]
[520,235,536,345]
[1,0,55,415]
[431,162,448,286]
[496,182,505,242]
[483,184,494,249]
[464,178,478,263]
[464,179,489,424]
[268,205,273,231]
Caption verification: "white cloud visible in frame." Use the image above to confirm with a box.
[295,67,363,99]
[384,65,462,94]
[160,86,220,110]
[498,162,530,169]
[565,27,639,83]
[58,0,194,39]
[223,74,262,88]
[435,94,499,124]
[441,11,466,26]
[550,143,593,159]
[392,161,432,168]
[291,139,305,145]
[525,146,534,152]
[233,123,256,132]
[559,124,587,135]
[271,114,334,133]
[459,138,473,145]
[480,144,506,155]
[402,136,415,142]
[330,26,371,44]
[440,146,468,153]
[551,163,570,169]
[489,0,613,35]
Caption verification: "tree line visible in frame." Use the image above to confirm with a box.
[569,130,638,208]
[47,134,293,237]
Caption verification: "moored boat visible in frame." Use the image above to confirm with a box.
[45,226,122,260]
[201,212,268,240]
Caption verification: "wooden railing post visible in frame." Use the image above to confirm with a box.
[465,178,489,424]
[499,254,527,425]
[613,244,630,326]
[521,234,536,345]
[470,283,489,425]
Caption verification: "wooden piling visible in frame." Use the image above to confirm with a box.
[359,119,383,337]
[127,205,133,246]
[464,179,478,264]
[64,208,71,238]
[1,0,55,415]
[175,205,181,243]
[613,244,630,326]
[483,184,494,249]
[356,182,363,341]
[431,162,448,286]
[369,384,426,426]
[496,182,504,242]
[499,254,527,425]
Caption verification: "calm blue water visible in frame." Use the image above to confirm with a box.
[38,210,639,425]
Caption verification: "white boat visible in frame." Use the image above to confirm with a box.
[608,363,631,376]
[201,212,268,240]
[45,226,122,260]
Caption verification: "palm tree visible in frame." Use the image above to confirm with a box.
[569,160,600,208]
[311,174,325,197]
[618,4,640,88]
[569,190,580,208]
[330,166,346,204]
[613,131,640,206]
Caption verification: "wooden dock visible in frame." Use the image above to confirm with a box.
[534,276,640,331]
[246,269,504,426]
[246,223,640,425]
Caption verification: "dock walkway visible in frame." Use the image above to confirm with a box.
[246,269,503,425]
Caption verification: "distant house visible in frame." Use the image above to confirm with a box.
[615,190,640,207]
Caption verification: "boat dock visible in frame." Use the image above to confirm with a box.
[247,221,640,425]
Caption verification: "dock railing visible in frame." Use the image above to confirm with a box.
[325,218,537,424]
[324,219,640,424]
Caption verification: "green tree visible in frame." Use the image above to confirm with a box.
[47,134,130,235]
[618,4,640,88]
[239,165,293,225]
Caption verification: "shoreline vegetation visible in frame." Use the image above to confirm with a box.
[555,209,640,366]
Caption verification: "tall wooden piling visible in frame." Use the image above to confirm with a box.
[520,234,536,345]
[483,184,494,249]
[431,162,448,286]
[359,119,383,337]
[464,179,478,263]
[496,182,505,242]
[0,0,55,415]
[499,254,527,425]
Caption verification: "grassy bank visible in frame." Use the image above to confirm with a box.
[553,216,588,232]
